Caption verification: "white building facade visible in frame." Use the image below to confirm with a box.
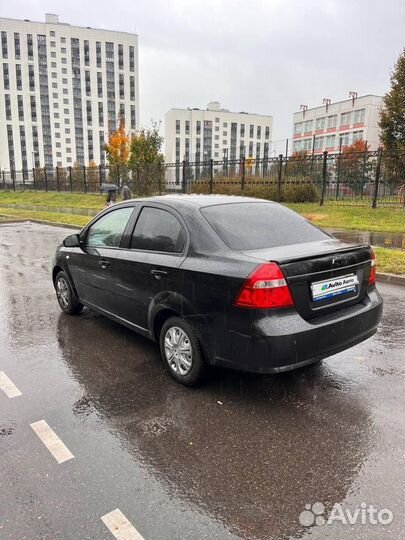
[0,14,139,171]
[165,102,273,164]
[292,94,382,155]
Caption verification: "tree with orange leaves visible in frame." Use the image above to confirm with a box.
[340,139,371,194]
[104,118,130,180]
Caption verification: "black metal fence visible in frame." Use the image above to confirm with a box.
[1,149,405,208]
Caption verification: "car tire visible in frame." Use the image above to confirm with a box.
[160,316,207,386]
[55,271,83,315]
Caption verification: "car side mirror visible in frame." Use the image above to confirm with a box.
[63,233,81,247]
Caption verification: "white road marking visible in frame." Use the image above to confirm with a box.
[30,420,74,464]
[0,371,22,398]
[101,509,145,540]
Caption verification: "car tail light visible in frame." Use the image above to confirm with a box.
[234,262,294,309]
[368,250,377,285]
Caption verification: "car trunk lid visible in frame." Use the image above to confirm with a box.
[241,239,373,320]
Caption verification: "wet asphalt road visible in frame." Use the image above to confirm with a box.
[0,222,404,540]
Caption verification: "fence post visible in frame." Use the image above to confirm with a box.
[99,165,102,188]
[22,170,26,192]
[372,147,383,209]
[209,159,214,194]
[336,141,342,200]
[69,166,73,193]
[56,166,60,192]
[136,165,140,196]
[158,161,162,195]
[32,168,36,191]
[241,157,246,191]
[277,154,283,202]
[12,167,16,192]
[320,151,328,206]
[182,160,186,194]
[83,166,87,193]
[44,167,48,192]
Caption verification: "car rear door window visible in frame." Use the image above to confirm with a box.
[201,202,329,250]
[130,207,185,253]
[86,207,133,247]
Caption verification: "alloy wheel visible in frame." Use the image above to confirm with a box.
[56,277,70,309]
[164,326,193,376]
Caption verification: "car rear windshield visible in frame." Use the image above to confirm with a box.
[201,202,329,250]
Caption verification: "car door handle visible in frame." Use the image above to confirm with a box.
[99,260,111,269]
[151,269,168,280]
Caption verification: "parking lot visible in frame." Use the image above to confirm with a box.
[0,221,404,540]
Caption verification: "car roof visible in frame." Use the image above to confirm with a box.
[120,194,276,209]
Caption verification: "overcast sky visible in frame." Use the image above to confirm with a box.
[2,0,404,151]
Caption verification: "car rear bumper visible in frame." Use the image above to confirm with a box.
[213,288,383,374]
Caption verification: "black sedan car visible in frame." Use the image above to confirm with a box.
[53,195,383,385]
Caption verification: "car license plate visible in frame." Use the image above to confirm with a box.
[311,273,359,302]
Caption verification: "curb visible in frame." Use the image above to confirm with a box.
[376,272,405,286]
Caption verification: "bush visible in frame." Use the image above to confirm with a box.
[187,175,319,202]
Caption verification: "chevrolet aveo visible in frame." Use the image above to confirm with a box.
[53,195,383,386]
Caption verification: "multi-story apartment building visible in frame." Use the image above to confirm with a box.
[165,102,273,164]
[292,94,382,155]
[0,13,139,171]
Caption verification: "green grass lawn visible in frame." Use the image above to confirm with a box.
[286,203,405,233]
[0,191,104,210]
[0,208,90,227]
[374,247,405,275]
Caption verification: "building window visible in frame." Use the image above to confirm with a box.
[84,40,90,66]
[97,72,103,98]
[17,95,24,121]
[196,121,201,135]
[130,105,136,129]
[303,119,313,132]
[339,132,350,147]
[256,142,261,157]
[257,126,261,139]
[176,120,180,134]
[185,120,190,135]
[4,94,11,121]
[118,44,124,70]
[1,31,8,58]
[249,124,254,138]
[60,36,66,43]
[340,112,351,126]
[15,64,22,90]
[50,31,55,37]
[215,117,219,122]
[96,41,102,68]
[352,130,364,143]
[50,40,56,47]
[27,34,34,60]
[14,32,21,59]
[248,141,253,157]
[326,115,337,129]
[98,102,104,126]
[119,73,125,99]
[29,64,35,91]
[240,124,245,138]
[326,134,335,148]
[265,126,270,139]
[294,122,303,134]
[130,75,135,100]
[62,57,67,64]
[85,70,91,96]
[315,117,325,130]
[353,108,365,124]
[30,95,37,122]
[129,45,135,71]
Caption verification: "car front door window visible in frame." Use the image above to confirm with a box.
[87,207,133,248]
